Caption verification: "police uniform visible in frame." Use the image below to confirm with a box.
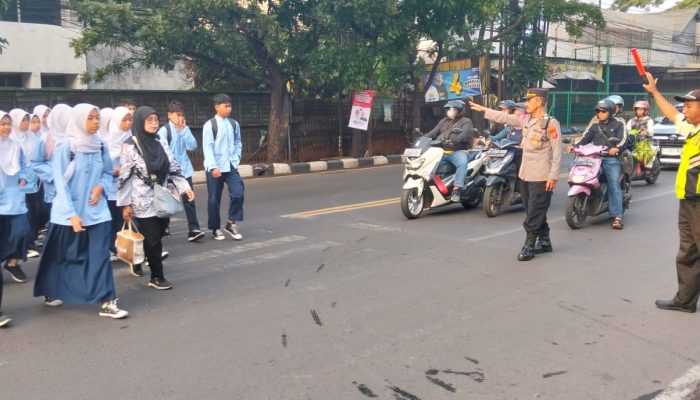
[657,108,700,312]
[483,88,562,260]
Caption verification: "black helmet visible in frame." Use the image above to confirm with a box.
[497,100,516,110]
[513,102,526,110]
[594,99,616,115]
[443,99,466,109]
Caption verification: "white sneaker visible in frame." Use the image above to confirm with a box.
[0,314,11,327]
[44,297,63,307]
[27,249,40,258]
[212,229,225,241]
[224,222,243,240]
[99,299,129,319]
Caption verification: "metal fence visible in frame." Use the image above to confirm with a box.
[547,91,684,131]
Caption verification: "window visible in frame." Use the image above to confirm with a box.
[0,74,23,88]
[0,0,61,25]
[41,74,68,88]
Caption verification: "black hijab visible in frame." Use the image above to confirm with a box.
[133,106,170,185]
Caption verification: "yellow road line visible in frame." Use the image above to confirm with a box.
[282,197,401,218]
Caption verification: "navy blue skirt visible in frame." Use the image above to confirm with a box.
[33,221,116,304]
[0,213,30,262]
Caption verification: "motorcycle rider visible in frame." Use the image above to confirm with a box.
[567,99,626,230]
[486,100,516,138]
[626,100,654,137]
[487,102,526,144]
[426,99,474,202]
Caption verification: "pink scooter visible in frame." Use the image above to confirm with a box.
[564,139,631,229]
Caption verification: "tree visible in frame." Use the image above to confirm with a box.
[611,0,700,10]
[69,0,326,163]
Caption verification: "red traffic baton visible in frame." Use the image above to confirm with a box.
[631,48,648,82]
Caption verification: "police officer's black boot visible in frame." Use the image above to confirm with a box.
[517,232,537,261]
[534,228,553,254]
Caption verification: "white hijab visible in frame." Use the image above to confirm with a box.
[0,111,21,176]
[45,103,72,158]
[104,106,132,160]
[66,103,102,154]
[9,108,38,160]
[32,105,50,134]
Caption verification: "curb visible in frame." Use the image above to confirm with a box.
[191,155,406,183]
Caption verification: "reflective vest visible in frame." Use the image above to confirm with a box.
[676,129,700,200]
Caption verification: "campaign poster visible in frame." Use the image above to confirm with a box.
[423,68,482,103]
[348,90,375,131]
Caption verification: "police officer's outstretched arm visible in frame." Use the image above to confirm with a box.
[470,101,524,129]
[644,72,681,121]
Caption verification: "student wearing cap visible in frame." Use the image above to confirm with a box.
[470,88,562,261]
[644,72,700,313]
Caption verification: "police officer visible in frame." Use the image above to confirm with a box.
[644,72,700,313]
[470,89,562,261]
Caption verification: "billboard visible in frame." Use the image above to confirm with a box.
[423,68,482,103]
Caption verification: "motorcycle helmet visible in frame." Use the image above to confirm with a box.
[594,99,616,115]
[633,100,649,110]
[606,95,625,108]
[513,102,526,110]
[443,99,466,109]
[497,100,516,110]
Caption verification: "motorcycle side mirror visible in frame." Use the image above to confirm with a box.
[562,138,571,144]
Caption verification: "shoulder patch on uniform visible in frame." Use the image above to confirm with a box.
[548,127,558,139]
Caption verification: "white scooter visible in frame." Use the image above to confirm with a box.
[401,130,489,219]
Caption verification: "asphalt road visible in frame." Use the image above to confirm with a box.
[1,160,696,400]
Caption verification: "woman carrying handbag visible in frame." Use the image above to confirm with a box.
[117,106,194,290]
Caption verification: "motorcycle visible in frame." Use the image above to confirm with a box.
[482,137,522,217]
[401,129,489,219]
[564,137,631,229]
[627,132,661,184]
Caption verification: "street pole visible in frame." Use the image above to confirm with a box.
[605,45,611,95]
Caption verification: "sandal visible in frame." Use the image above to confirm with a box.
[612,217,623,230]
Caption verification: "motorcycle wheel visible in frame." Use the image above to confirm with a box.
[645,159,661,184]
[461,187,484,209]
[483,184,504,217]
[401,188,424,219]
[565,194,588,229]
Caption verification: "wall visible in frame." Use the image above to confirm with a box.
[0,21,86,88]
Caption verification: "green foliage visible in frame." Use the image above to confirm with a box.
[610,0,666,11]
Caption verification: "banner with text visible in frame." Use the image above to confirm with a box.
[348,90,375,131]
[423,68,482,103]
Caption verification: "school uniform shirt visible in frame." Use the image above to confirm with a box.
[50,142,113,227]
[0,150,28,215]
[30,137,57,203]
[11,132,40,195]
[202,116,242,172]
[157,122,197,179]
[117,137,190,218]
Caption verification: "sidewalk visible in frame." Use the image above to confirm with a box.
[191,155,406,183]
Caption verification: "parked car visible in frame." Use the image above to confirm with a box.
[652,116,684,167]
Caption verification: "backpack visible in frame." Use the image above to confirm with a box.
[207,117,235,142]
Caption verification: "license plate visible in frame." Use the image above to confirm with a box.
[485,149,507,157]
[403,148,422,157]
[661,147,682,156]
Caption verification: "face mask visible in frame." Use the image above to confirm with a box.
[447,109,458,119]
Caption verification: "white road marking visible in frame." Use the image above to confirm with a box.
[177,235,308,264]
[654,365,700,400]
[348,222,402,232]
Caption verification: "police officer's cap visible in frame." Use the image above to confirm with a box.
[674,89,700,102]
[521,88,548,100]
[443,99,466,109]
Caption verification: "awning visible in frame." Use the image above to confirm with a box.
[548,70,604,82]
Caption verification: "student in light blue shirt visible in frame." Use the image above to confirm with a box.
[202,93,244,241]
[34,103,128,320]
[157,100,204,242]
[0,111,32,326]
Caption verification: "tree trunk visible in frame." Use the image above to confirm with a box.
[266,74,291,163]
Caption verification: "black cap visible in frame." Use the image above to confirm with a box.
[674,89,700,102]
[522,88,548,100]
